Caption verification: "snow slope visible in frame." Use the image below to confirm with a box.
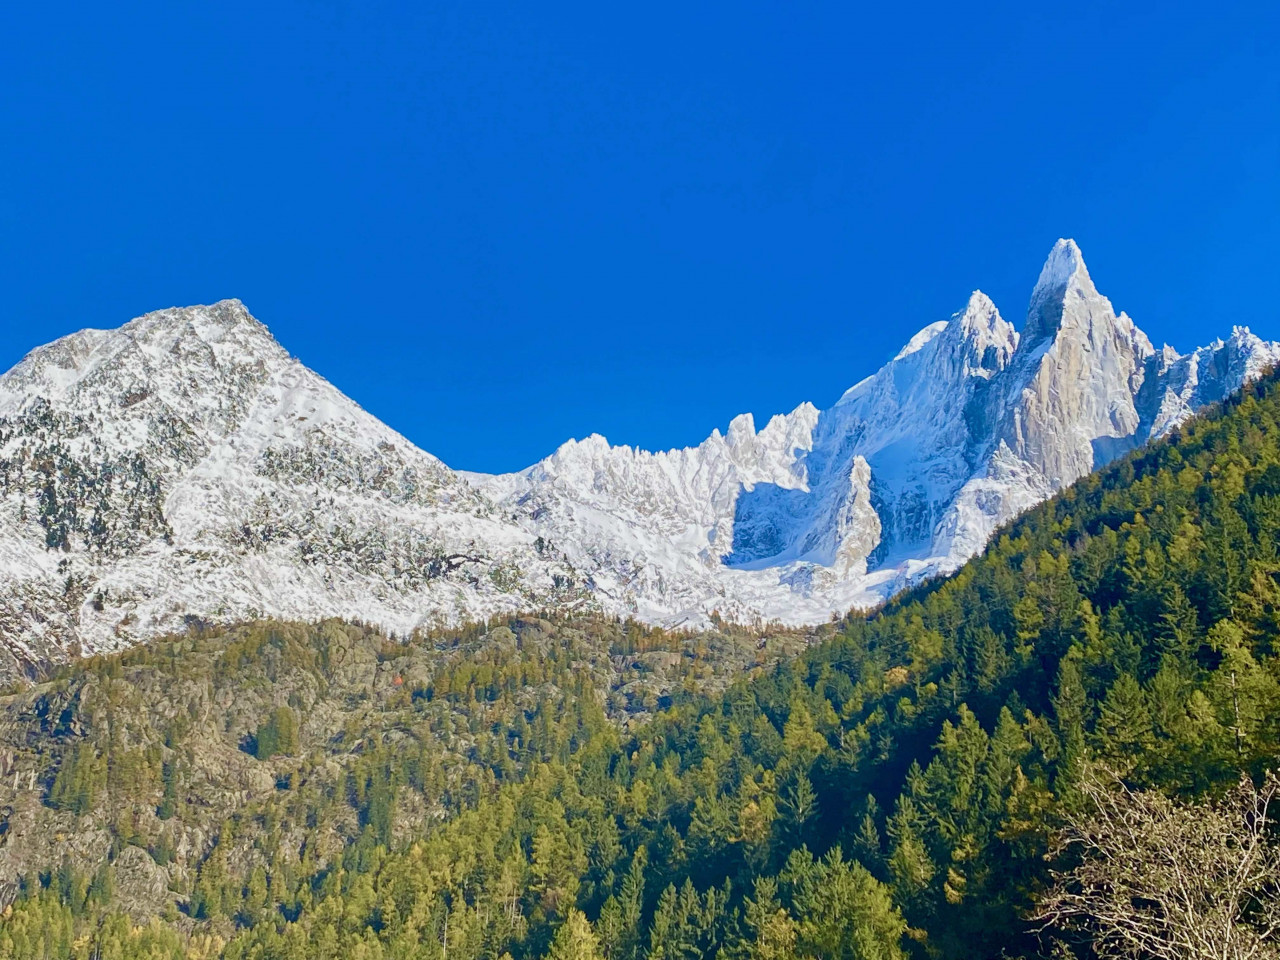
[0,242,1275,676]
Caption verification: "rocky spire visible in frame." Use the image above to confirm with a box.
[1024,238,1099,342]
[947,290,1018,378]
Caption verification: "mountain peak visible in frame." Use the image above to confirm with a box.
[1025,238,1102,342]
[955,290,1005,336]
[949,290,1018,377]
[964,288,997,313]
[128,298,273,343]
[1036,238,1087,285]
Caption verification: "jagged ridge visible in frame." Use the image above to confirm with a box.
[0,241,1275,676]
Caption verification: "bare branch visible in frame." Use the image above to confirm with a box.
[1034,766,1280,960]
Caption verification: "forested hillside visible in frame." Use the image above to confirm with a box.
[5,369,1280,959]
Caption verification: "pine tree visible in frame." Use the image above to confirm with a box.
[1096,673,1154,772]
[613,847,647,960]
[648,884,680,959]
[548,907,602,960]
[256,705,300,759]
[742,876,797,960]
[853,795,884,871]
[784,846,906,960]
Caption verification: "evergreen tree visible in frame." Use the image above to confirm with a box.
[548,908,602,960]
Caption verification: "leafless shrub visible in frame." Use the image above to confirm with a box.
[1035,767,1280,960]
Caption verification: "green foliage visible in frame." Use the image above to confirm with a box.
[0,612,809,959]
[548,908,602,960]
[46,743,105,815]
[5,368,1280,958]
[778,846,904,960]
[254,706,299,759]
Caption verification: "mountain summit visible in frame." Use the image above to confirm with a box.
[1,242,1276,676]
[1025,237,1097,341]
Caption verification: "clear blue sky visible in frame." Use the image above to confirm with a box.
[3,2,1277,473]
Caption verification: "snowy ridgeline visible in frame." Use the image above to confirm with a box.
[0,240,1276,674]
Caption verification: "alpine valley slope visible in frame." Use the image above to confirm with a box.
[0,240,1274,676]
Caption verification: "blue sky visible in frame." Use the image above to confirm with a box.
[3,2,1277,473]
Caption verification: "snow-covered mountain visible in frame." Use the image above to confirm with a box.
[473,240,1279,621]
[1,241,1275,676]
[0,301,587,677]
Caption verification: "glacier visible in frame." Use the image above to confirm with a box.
[0,240,1275,677]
